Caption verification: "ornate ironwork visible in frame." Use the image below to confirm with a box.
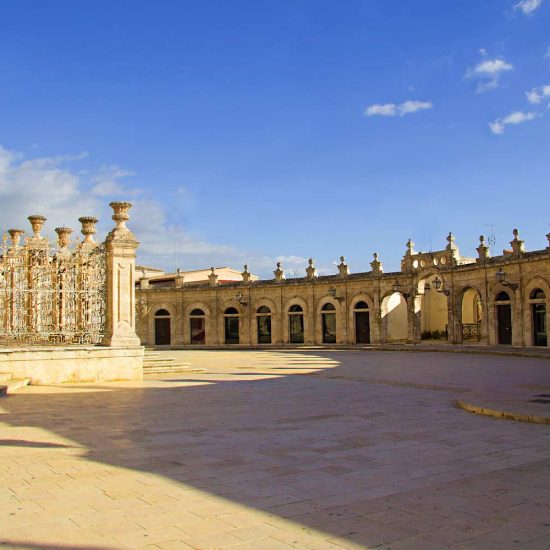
[462,323,482,341]
[0,216,107,345]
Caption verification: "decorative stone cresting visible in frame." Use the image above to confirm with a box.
[28,215,46,238]
[78,217,98,244]
[274,262,285,282]
[7,229,24,248]
[55,227,73,249]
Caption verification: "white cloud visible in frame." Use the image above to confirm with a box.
[546,46,550,58]
[465,57,513,93]
[526,84,550,104]
[364,103,397,117]
[489,111,538,134]
[364,100,432,117]
[514,0,542,14]
[0,145,336,278]
[91,165,135,196]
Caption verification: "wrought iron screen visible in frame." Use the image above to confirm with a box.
[0,224,107,345]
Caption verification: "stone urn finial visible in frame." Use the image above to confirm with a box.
[55,227,73,249]
[109,201,132,231]
[28,215,46,238]
[338,256,349,278]
[274,261,285,282]
[406,238,415,256]
[8,229,25,248]
[78,216,98,243]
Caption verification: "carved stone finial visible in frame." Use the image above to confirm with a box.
[510,228,525,256]
[109,201,132,231]
[175,268,185,288]
[546,232,550,250]
[476,234,490,262]
[406,239,415,256]
[242,264,251,284]
[55,227,73,249]
[446,232,457,250]
[208,267,218,287]
[338,256,349,278]
[78,216,98,243]
[371,252,383,275]
[28,215,46,238]
[7,229,25,248]
[274,261,285,282]
[306,258,317,279]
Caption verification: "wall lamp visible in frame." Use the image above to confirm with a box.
[432,276,450,296]
[495,268,518,291]
[235,291,248,306]
[328,286,345,303]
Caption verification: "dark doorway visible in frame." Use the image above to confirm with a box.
[257,306,272,344]
[533,303,547,346]
[289,305,304,344]
[355,312,370,344]
[497,304,512,345]
[224,307,239,344]
[154,316,171,345]
[322,303,336,344]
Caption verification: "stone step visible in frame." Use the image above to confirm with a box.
[0,372,12,383]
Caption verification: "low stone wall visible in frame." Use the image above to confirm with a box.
[0,345,144,385]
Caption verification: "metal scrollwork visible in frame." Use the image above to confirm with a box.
[0,227,107,346]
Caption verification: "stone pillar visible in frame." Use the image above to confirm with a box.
[274,262,285,282]
[306,258,317,280]
[102,202,141,347]
[337,256,349,278]
[510,229,525,256]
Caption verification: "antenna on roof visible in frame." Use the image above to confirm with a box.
[484,224,496,256]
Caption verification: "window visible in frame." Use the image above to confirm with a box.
[257,306,272,344]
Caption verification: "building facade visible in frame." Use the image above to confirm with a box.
[136,229,550,349]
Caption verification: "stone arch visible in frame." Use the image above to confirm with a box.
[380,291,408,342]
[489,284,516,345]
[219,300,245,345]
[252,297,278,345]
[284,296,309,344]
[456,284,484,343]
[523,276,550,347]
[348,292,377,344]
[150,302,177,346]
[315,297,340,345]
[183,301,211,345]
[415,271,449,341]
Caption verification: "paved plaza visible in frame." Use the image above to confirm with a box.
[1,350,550,549]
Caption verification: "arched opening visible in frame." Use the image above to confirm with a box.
[461,287,482,342]
[154,309,171,345]
[190,308,206,345]
[419,276,448,340]
[288,304,304,344]
[353,301,370,344]
[321,303,336,344]
[495,291,512,345]
[224,307,240,344]
[257,305,272,344]
[383,292,408,341]
[529,288,547,346]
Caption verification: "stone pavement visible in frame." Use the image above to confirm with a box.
[1,349,550,549]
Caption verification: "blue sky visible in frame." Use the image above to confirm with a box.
[0,0,549,276]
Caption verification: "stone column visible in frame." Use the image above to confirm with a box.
[102,202,141,347]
